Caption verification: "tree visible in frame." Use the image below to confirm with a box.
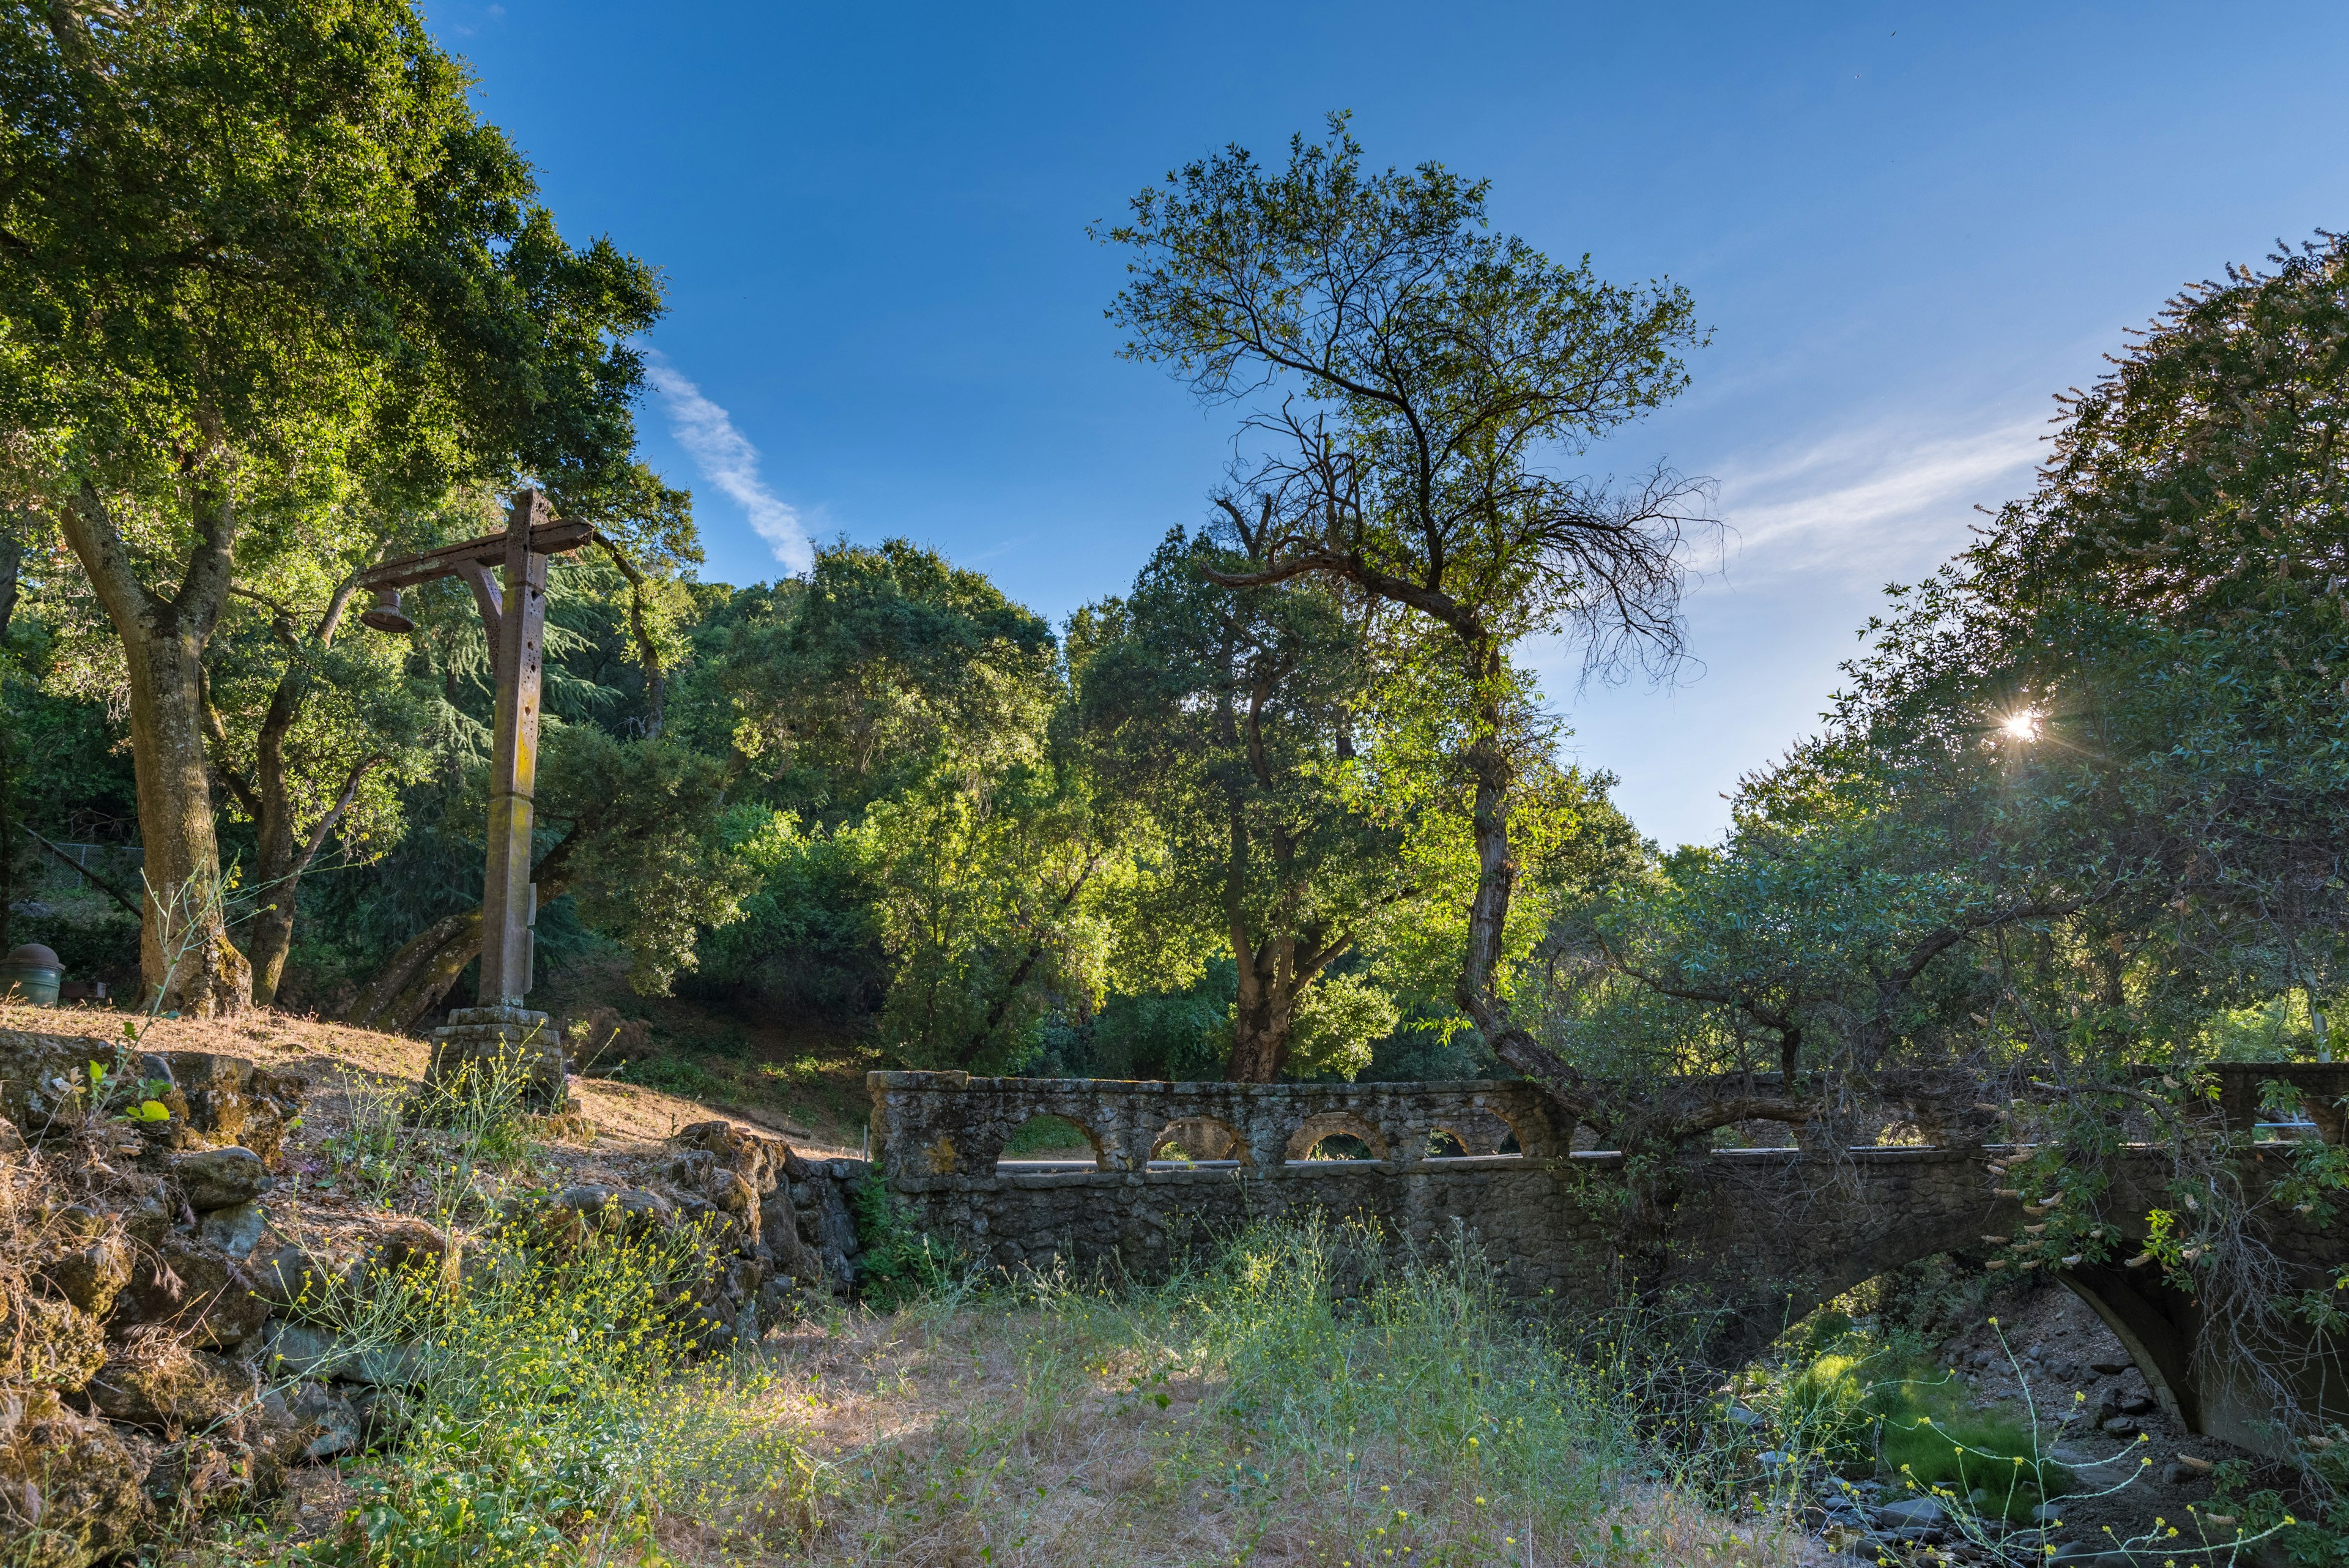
[0,0,662,1012]
[1102,114,1710,1095]
[1840,234,2349,1064]
[1536,234,2349,1154]
[679,540,1108,1067]
[1077,526,1411,1080]
[344,726,749,1029]
[198,530,437,1003]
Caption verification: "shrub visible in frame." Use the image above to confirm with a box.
[280,1221,811,1567]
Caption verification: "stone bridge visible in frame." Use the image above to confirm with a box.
[868,1066,2349,1456]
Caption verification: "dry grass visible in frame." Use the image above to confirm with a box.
[0,1000,863,1160]
[740,1227,1824,1568]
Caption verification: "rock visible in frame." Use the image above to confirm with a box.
[0,1388,152,1566]
[2162,1461,2200,1485]
[150,1050,304,1159]
[1724,1403,1764,1427]
[0,1295,106,1391]
[143,1430,270,1516]
[760,1185,822,1287]
[2032,1501,2066,1523]
[259,1320,351,1381]
[672,1120,790,1195]
[196,1199,268,1258]
[709,1167,759,1217]
[1875,1496,1946,1527]
[2099,1416,2140,1437]
[553,1181,615,1213]
[349,1216,454,1293]
[2115,1392,2156,1416]
[347,1384,410,1448]
[259,1320,423,1388]
[169,1145,273,1210]
[106,1234,269,1350]
[248,1243,349,1310]
[39,1232,133,1316]
[286,1380,362,1460]
[84,1349,256,1433]
[0,1030,121,1142]
[549,1184,675,1238]
[2089,1360,2129,1376]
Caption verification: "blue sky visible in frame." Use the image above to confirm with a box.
[431,1,2349,848]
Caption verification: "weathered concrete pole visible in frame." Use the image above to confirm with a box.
[357,488,585,1109]
[477,488,548,1006]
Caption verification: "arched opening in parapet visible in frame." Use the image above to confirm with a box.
[1424,1113,1527,1161]
[993,1113,1105,1173]
[1286,1112,1389,1164]
[1151,1116,1242,1166]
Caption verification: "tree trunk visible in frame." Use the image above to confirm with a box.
[1447,661,1595,1105]
[210,581,369,1006]
[0,526,20,954]
[347,858,576,1032]
[345,906,483,1031]
[58,480,250,1016]
[1224,956,1295,1082]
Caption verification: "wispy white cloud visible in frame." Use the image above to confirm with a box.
[643,350,812,574]
[1712,409,2049,584]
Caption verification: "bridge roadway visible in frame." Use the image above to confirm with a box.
[869,1066,2349,1455]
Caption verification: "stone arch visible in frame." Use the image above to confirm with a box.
[992,1112,1108,1173]
[1429,1105,1522,1158]
[1286,1112,1389,1163]
[1151,1115,1244,1165]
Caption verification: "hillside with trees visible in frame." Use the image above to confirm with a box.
[3,4,2347,1565]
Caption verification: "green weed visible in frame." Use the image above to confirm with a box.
[273,1220,808,1567]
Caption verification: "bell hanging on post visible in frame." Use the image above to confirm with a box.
[360,587,415,634]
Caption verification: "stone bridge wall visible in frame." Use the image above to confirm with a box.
[869,1065,2349,1454]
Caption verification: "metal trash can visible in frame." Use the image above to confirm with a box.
[1,943,63,1006]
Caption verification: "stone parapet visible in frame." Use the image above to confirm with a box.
[865,1070,1567,1178]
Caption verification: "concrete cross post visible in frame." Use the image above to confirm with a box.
[478,488,549,1008]
[355,488,588,1112]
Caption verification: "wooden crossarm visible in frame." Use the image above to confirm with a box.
[356,519,593,592]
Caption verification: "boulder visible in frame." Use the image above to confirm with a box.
[141,1430,271,1518]
[0,1030,113,1142]
[169,1146,272,1211]
[259,1320,423,1389]
[37,1230,133,1318]
[347,1216,455,1295]
[84,1350,256,1434]
[248,1243,352,1311]
[1874,1497,1946,1527]
[105,1235,269,1351]
[195,1200,268,1258]
[0,1295,105,1392]
[148,1052,304,1161]
[280,1381,362,1461]
[672,1120,789,1194]
[0,1388,152,1567]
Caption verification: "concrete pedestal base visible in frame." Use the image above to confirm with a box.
[427,1005,570,1112]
